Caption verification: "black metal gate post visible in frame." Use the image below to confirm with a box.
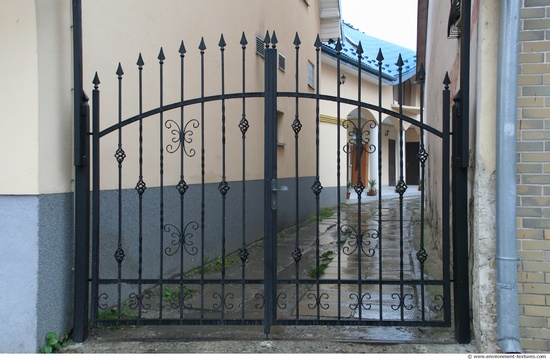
[263,33,278,336]
[73,91,89,342]
[453,0,472,344]
[72,0,89,343]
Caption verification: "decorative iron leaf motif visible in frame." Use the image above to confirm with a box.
[239,116,249,136]
[342,119,377,155]
[292,247,302,262]
[218,180,230,196]
[277,293,287,310]
[165,118,199,156]
[340,225,377,257]
[165,289,193,310]
[98,293,108,310]
[239,247,249,262]
[176,179,188,196]
[254,293,265,310]
[418,144,428,164]
[135,178,146,195]
[433,294,444,312]
[114,247,125,264]
[128,292,151,310]
[292,115,302,135]
[213,292,235,310]
[114,146,126,164]
[164,222,199,256]
[307,292,329,310]
[311,180,323,197]
[391,293,414,311]
[395,178,407,195]
[416,248,428,265]
[349,292,371,311]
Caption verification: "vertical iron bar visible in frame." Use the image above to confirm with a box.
[178,41,186,319]
[136,54,145,322]
[72,0,88,342]
[158,48,165,319]
[219,34,227,322]
[442,73,452,328]
[456,0,472,344]
[116,64,124,323]
[293,33,301,323]
[417,65,427,322]
[199,38,206,321]
[314,35,321,321]
[90,74,101,327]
[355,42,364,323]
[263,33,277,336]
[377,49,384,323]
[239,33,248,322]
[335,40,342,324]
[397,55,405,321]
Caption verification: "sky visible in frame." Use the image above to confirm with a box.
[339,0,418,50]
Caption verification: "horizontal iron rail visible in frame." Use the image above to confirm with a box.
[94,318,450,327]
[97,91,442,138]
[94,278,447,286]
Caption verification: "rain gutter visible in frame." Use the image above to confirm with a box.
[495,0,523,353]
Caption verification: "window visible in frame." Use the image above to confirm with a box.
[278,54,286,72]
[256,36,265,57]
[307,61,315,88]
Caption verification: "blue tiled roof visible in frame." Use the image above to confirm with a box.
[322,21,417,85]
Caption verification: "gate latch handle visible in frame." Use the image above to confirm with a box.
[271,179,288,192]
[271,179,288,210]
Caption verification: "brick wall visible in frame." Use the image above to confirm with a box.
[517,1,550,353]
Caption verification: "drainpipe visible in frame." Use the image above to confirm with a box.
[496,0,522,353]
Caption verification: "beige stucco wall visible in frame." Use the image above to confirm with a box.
[0,0,73,195]
[424,0,502,352]
[83,0,321,190]
[0,1,40,194]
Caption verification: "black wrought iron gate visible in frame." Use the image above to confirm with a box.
[74,31,470,341]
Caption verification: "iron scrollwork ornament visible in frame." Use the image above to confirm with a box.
[391,293,414,311]
[128,291,152,310]
[213,292,235,311]
[164,221,199,256]
[277,293,288,310]
[340,225,377,257]
[98,293,109,311]
[342,119,377,155]
[307,292,329,310]
[165,118,199,156]
[349,292,371,311]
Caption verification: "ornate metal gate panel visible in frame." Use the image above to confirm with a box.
[78,31,465,339]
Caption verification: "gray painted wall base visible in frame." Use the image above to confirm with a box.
[0,194,73,353]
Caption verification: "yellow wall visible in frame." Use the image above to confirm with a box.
[82,0,321,190]
[0,0,40,194]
